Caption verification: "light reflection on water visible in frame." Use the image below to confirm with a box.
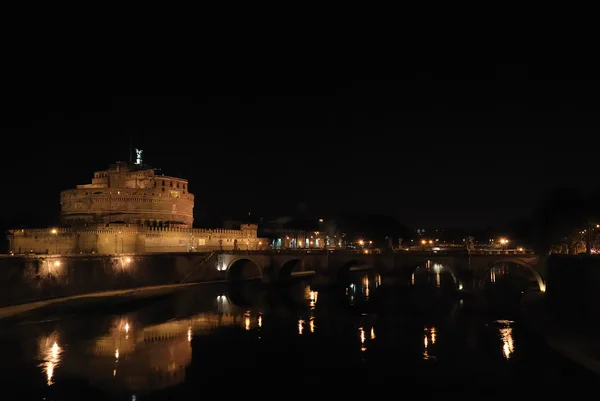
[38,332,62,386]
[495,320,515,359]
[0,269,589,399]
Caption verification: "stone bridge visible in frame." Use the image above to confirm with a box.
[0,249,543,309]
[207,250,544,292]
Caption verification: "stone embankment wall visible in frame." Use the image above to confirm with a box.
[0,253,223,308]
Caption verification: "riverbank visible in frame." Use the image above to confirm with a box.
[521,292,600,376]
[0,282,201,322]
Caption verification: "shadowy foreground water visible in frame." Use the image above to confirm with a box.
[0,269,595,400]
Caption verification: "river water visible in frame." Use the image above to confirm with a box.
[0,269,596,400]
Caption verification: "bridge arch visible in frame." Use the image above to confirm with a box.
[335,259,373,279]
[278,258,304,280]
[226,257,263,281]
[480,259,545,292]
[409,260,462,290]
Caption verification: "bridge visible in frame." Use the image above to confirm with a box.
[0,248,543,310]
[186,249,544,293]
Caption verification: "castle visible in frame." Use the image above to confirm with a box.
[7,158,267,254]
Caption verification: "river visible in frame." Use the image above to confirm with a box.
[0,268,595,400]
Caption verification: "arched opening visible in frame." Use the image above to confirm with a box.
[409,261,460,290]
[406,261,461,316]
[337,260,371,280]
[481,260,545,292]
[226,258,262,282]
[481,260,545,313]
[279,259,304,280]
[226,281,260,307]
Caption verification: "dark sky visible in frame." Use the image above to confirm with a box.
[1,70,598,229]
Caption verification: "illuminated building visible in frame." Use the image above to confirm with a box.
[7,157,267,254]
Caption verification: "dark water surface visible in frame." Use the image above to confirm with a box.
[0,269,596,400]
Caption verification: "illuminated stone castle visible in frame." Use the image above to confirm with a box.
[8,157,266,254]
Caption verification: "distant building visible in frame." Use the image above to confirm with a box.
[7,158,267,254]
[259,216,345,249]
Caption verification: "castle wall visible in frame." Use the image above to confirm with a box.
[8,228,76,255]
[60,189,194,227]
[8,224,268,255]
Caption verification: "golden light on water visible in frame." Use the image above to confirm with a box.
[39,333,62,386]
[306,286,319,309]
[298,319,304,335]
[370,327,376,340]
[423,327,437,360]
[258,314,262,328]
[309,317,315,333]
[359,327,366,351]
[244,310,251,331]
[496,320,515,359]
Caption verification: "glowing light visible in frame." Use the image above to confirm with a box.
[53,260,61,267]
[359,327,366,351]
[39,334,62,386]
[298,319,304,335]
[125,323,129,333]
[309,290,318,309]
[187,327,192,342]
[258,314,262,328]
[370,327,375,340]
[115,349,119,360]
[51,228,57,234]
[358,239,364,246]
[124,257,131,264]
[244,311,251,331]
[309,317,315,333]
[423,327,436,360]
[496,320,515,359]
[411,273,415,285]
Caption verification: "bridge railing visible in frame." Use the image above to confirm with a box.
[210,248,537,256]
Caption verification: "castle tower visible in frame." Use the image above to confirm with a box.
[59,161,194,227]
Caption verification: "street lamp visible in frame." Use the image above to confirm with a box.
[51,229,58,254]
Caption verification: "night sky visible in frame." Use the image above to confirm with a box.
[1,71,598,230]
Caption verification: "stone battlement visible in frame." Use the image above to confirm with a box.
[7,223,266,255]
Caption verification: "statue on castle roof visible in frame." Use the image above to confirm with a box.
[135,148,143,165]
